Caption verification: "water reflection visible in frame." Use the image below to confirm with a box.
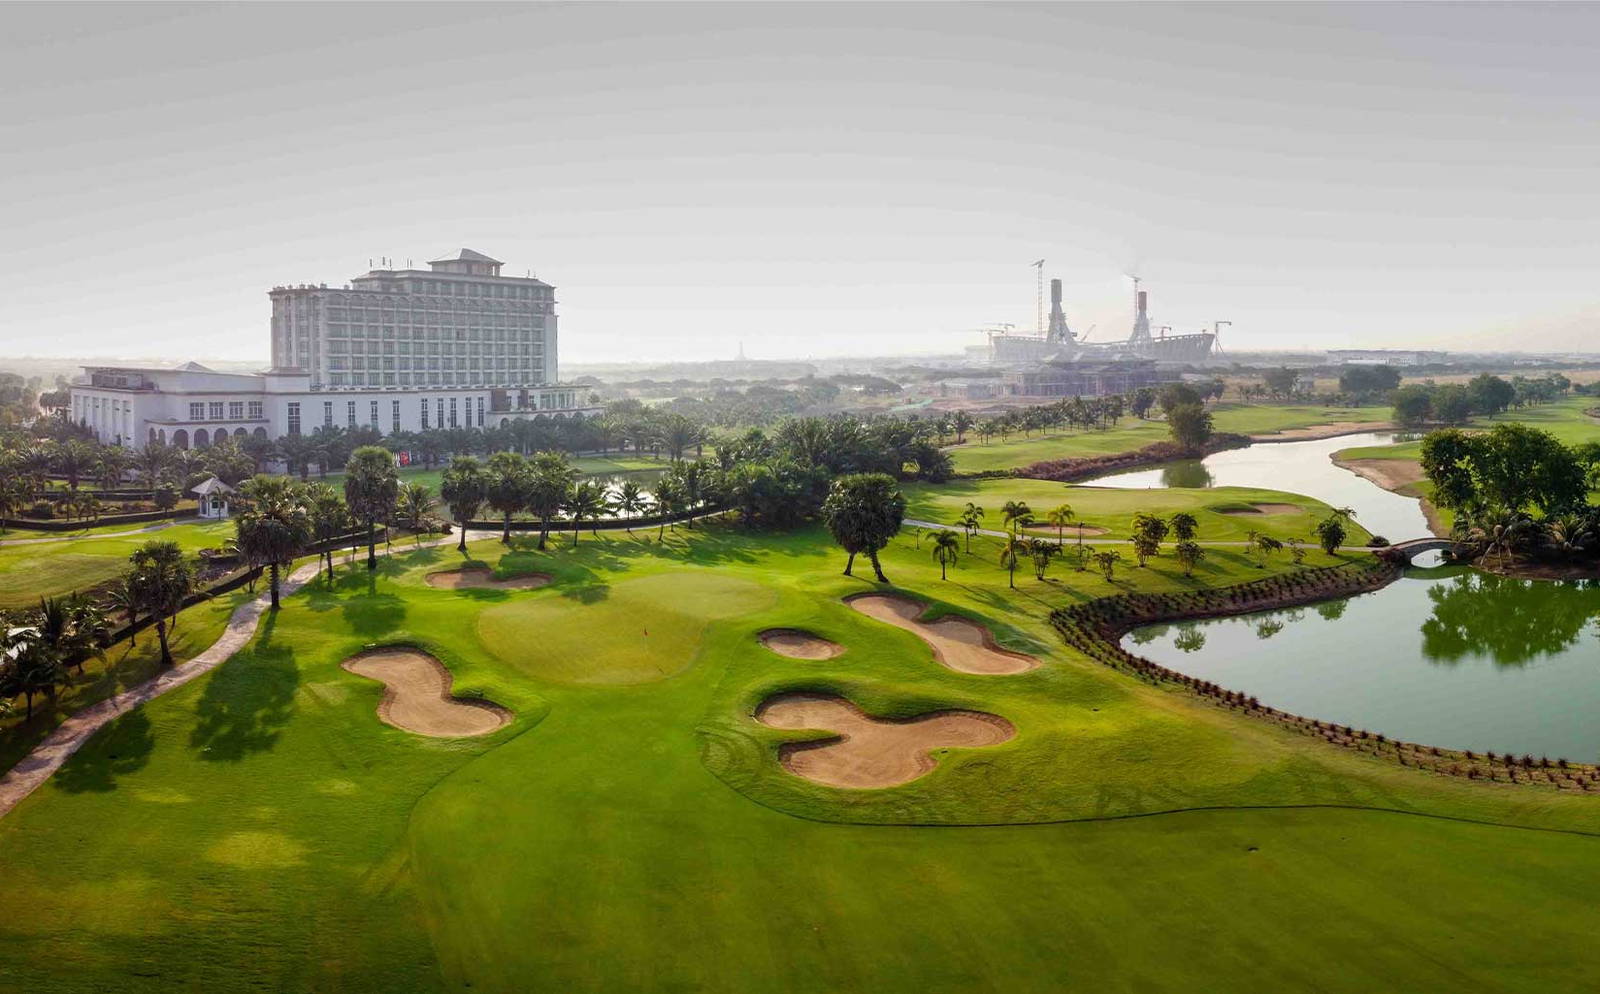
[1420,572,1600,667]
[1157,461,1214,488]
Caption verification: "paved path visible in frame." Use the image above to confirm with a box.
[0,528,493,820]
[0,521,179,547]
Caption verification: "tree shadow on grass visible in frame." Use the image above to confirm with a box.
[188,613,298,762]
[54,708,154,793]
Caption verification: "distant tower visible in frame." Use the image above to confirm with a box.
[1045,278,1075,347]
[1032,259,1045,334]
[737,341,746,361]
[1128,280,1152,346]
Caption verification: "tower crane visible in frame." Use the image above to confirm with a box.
[1212,320,1232,355]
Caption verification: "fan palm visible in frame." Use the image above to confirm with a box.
[931,529,960,580]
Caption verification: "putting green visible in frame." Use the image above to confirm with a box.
[476,571,778,684]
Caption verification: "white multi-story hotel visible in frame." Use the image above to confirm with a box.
[70,249,599,449]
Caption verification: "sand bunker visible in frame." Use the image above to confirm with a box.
[426,566,552,590]
[1218,502,1301,515]
[758,629,844,660]
[847,594,1038,675]
[1252,420,1392,441]
[342,648,511,738]
[756,692,1014,788]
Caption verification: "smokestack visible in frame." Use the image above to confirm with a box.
[1137,290,1148,315]
[1050,278,1062,306]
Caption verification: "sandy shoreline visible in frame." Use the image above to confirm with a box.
[1248,420,1393,442]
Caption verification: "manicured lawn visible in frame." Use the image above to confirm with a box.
[0,519,235,609]
[2,521,1598,991]
[904,478,1374,546]
[948,403,1390,474]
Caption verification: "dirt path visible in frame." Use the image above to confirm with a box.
[0,528,492,820]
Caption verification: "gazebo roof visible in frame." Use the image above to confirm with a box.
[190,476,236,497]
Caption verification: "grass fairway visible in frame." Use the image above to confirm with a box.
[0,519,234,609]
[905,478,1373,545]
[1,523,1598,991]
[949,403,1390,474]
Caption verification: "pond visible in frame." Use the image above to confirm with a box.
[1084,432,1428,543]
[1123,568,1600,761]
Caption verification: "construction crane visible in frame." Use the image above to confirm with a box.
[1032,259,1045,334]
[1212,320,1232,355]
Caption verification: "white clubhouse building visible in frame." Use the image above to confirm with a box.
[71,249,599,449]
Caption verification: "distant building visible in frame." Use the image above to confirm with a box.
[1002,358,1167,398]
[1328,349,1447,367]
[70,248,598,449]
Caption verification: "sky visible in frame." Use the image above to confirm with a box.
[2,2,1598,364]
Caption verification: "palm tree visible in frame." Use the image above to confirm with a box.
[95,447,130,491]
[398,482,437,532]
[653,476,684,541]
[821,473,906,583]
[1092,548,1122,582]
[343,446,399,571]
[1045,503,1075,549]
[135,444,172,489]
[931,529,960,580]
[1,622,63,720]
[564,480,608,546]
[1028,538,1058,580]
[611,480,647,534]
[1001,500,1033,537]
[34,594,107,677]
[1129,512,1169,567]
[998,536,1026,589]
[235,475,312,610]
[105,576,141,646]
[1174,539,1206,577]
[440,456,488,552]
[126,540,195,666]
[1462,508,1535,568]
[1544,514,1594,561]
[303,482,347,581]
[958,502,984,552]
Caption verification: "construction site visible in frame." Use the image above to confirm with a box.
[976,264,1221,398]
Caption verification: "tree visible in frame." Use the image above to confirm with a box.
[1167,403,1213,453]
[484,451,529,544]
[653,476,684,541]
[1092,549,1122,581]
[1045,503,1075,549]
[610,479,647,533]
[234,475,312,611]
[1262,367,1300,399]
[1253,533,1283,566]
[1313,515,1347,556]
[1174,539,1205,577]
[1028,538,1058,580]
[1390,385,1433,427]
[127,540,195,666]
[1460,508,1536,569]
[564,480,608,546]
[1130,512,1169,566]
[1338,364,1401,400]
[998,536,1025,589]
[821,473,905,583]
[1001,500,1033,537]
[106,575,141,645]
[931,529,961,580]
[303,482,347,580]
[398,482,437,532]
[527,452,578,550]
[1466,373,1516,416]
[343,447,398,571]
[440,456,487,552]
[1168,511,1198,542]
[958,502,984,552]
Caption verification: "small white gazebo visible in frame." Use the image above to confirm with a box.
[191,476,236,519]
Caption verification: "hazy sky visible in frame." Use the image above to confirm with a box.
[3,3,1598,364]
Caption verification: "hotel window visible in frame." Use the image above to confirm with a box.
[391,400,401,434]
[420,398,429,429]
[228,401,244,420]
[347,401,357,427]
[209,402,224,420]
[323,401,333,426]
[287,402,301,436]
[189,402,205,420]
[448,397,458,428]
[476,396,485,427]
[248,401,263,419]
[370,400,379,427]
[435,397,444,427]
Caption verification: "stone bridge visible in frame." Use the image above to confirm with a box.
[1383,536,1457,564]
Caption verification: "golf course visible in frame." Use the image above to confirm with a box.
[2,478,1599,992]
